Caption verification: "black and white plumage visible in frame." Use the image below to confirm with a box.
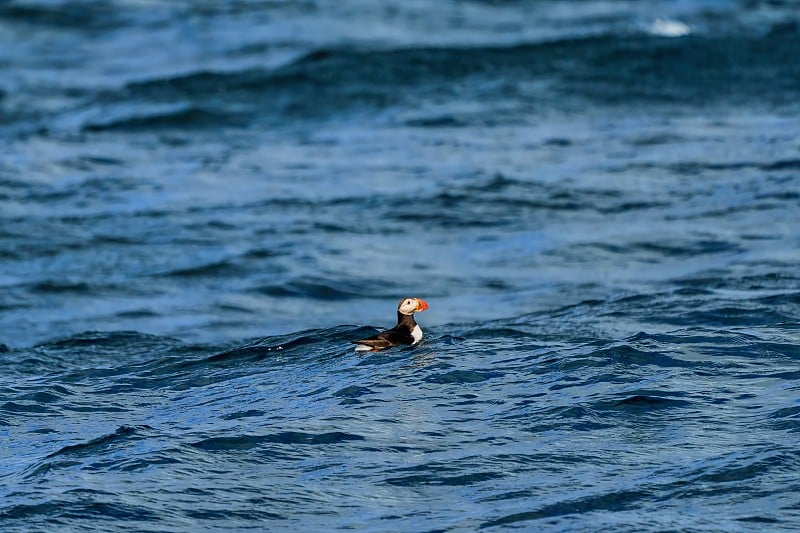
[352,297,429,352]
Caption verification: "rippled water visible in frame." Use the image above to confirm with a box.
[2,0,800,530]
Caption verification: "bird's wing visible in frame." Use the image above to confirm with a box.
[351,327,412,350]
[351,337,395,350]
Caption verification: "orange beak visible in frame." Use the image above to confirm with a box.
[415,298,429,312]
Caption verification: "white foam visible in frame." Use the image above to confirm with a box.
[648,18,691,38]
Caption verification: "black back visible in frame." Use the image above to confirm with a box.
[352,311,418,349]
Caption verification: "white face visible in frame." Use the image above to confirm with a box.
[398,298,419,315]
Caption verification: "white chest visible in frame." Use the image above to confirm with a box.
[410,324,423,344]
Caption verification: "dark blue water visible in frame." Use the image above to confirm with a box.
[2,1,800,530]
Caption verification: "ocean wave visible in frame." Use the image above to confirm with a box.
[190,431,365,451]
[2,2,800,529]
[83,106,245,132]
[27,29,795,134]
[2,314,799,528]
[0,3,122,30]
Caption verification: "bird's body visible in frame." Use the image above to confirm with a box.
[352,298,428,352]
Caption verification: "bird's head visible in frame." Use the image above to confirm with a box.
[398,297,429,315]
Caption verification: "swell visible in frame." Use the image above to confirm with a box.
[43,425,148,460]
[37,29,800,133]
[0,325,363,383]
[249,278,397,300]
[202,325,371,365]
[0,500,160,522]
[480,446,800,529]
[0,3,122,30]
[190,431,365,451]
[124,30,800,103]
[83,106,246,132]
[22,425,157,480]
[3,313,800,530]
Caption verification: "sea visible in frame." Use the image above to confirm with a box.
[1,0,799,530]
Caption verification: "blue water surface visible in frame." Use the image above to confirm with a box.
[1,0,799,530]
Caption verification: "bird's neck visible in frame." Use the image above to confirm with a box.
[396,312,417,329]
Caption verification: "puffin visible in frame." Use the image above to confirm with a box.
[352,297,429,352]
